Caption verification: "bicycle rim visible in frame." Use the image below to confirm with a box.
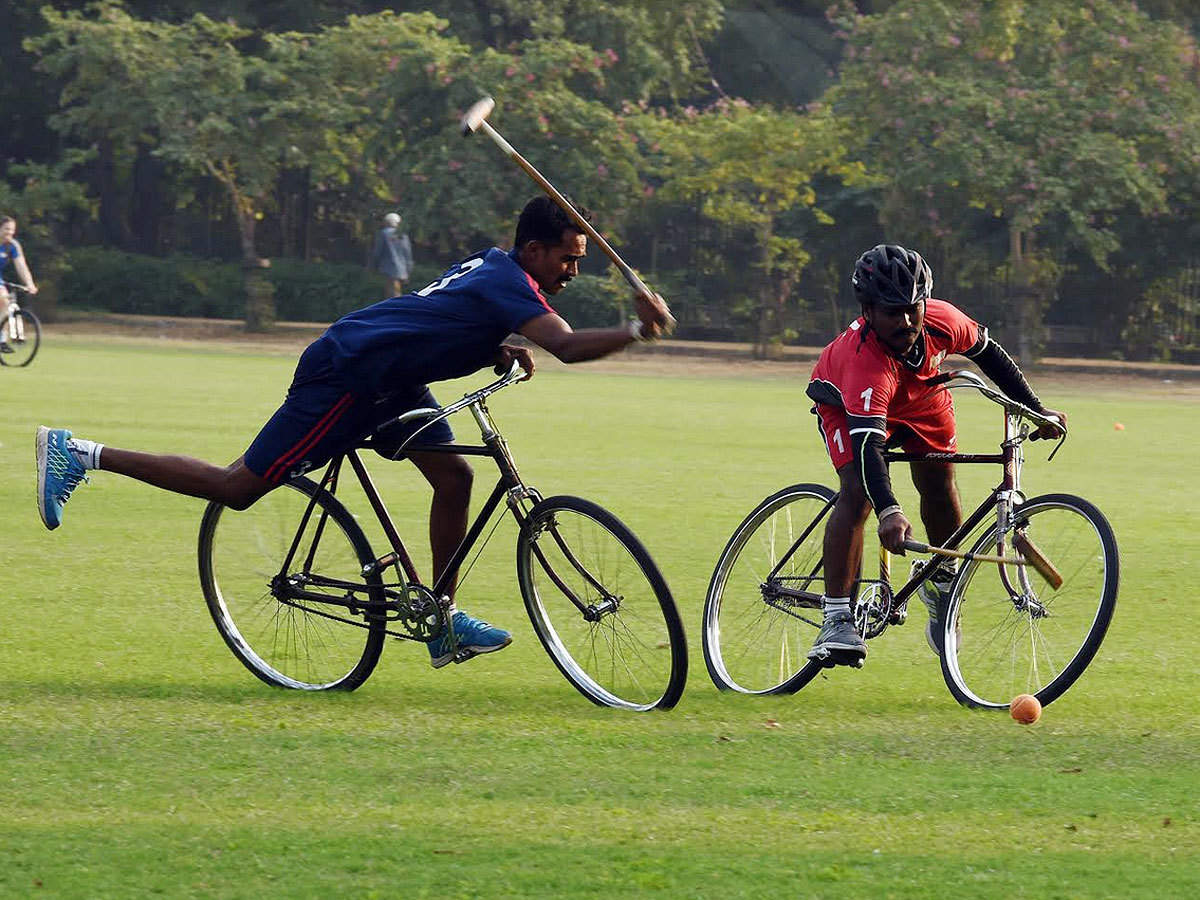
[703,484,834,695]
[518,496,686,711]
[941,494,1118,709]
[1,310,40,367]
[198,478,386,691]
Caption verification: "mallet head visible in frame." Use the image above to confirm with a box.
[461,96,496,136]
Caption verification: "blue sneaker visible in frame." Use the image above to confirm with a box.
[428,610,512,669]
[36,426,89,531]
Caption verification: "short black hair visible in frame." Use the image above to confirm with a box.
[513,195,590,249]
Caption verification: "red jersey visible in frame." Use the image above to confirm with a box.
[807,299,987,428]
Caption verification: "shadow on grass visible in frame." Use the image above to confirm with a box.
[1,672,616,714]
[1,677,291,705]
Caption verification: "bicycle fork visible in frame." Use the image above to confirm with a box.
[5,304,22,342]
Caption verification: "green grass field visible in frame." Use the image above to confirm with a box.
[2,334,1197,898]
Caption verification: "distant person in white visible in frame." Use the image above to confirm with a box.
[369,211,414,297]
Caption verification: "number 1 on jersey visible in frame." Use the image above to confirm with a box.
[860,387,873,412]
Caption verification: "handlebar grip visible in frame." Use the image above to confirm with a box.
[1029,414,1063,441]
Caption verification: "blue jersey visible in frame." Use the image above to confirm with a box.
[0,240,20,274]
[320,247,554,394]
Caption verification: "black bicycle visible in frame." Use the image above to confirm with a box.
[197,362,688,711]
[702,370,1118,710]
[1,281,41,367]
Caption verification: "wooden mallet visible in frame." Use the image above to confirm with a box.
[903,537,1064,589]
[460,96,675,333]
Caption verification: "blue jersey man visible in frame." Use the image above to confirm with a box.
[37,197,673,667]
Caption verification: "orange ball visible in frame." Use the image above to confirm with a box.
[1010,693,1042,724]
[1113,422,1126,431]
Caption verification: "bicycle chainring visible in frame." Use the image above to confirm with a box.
[855,579,894,640]
[387,583,445,642]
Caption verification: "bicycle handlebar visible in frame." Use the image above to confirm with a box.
[367,360,527,452]
[1,281,31,294]
[392,360,526,428]
[938,369,1065,436]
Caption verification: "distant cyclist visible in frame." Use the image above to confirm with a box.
[36,196,673,668]
[805,244,1066,666]
[1,216,39,354]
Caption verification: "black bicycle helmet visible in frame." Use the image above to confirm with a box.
[851,244,933,306]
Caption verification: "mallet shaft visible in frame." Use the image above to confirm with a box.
[478,121,652,298]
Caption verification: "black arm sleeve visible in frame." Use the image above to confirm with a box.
[849,424,898,516]
[970,340,1044,412]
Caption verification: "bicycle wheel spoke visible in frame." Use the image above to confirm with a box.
[703,485,833,694]
[942,495,1118,708]
[199,480,385,691]
[518,497,686,711]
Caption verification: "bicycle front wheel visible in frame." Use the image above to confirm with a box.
[517,496,687,711]
[941,493,1118,709]
[198,477,386,691]
[703,484,835,695]
[0,309,41,367]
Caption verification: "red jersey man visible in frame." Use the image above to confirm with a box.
[805,244,1065,667]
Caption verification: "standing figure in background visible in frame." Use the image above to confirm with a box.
[370,211,414,297]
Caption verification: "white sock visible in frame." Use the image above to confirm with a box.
[65,437,104,470]
[821,596,851,617]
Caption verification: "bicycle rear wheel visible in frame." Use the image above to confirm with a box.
[940,493,1118,709]
[703,484,835,694]
[198,477,386,691]
[517,496,687,711]
[0,309,41,367]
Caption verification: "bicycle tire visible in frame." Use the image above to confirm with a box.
[198,476,386,691]
[0,308,41,367]
[703,484,836,695]
[516,495,687,711]
[940,493,1118,709]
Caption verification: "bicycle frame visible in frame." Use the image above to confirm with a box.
[2,281,27,341]
[270,362,617,639]
[764,370,1066,625]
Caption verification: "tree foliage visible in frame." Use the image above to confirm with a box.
[10,1,1200,356]
[827,0,1200,355]
[633,100,859,353]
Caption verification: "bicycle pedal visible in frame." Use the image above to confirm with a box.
[809,647,866,669]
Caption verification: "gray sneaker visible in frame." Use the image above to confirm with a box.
[807,610,867,667]
[920,579,945,654]
[920,577,962,655]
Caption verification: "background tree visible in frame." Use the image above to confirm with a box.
[0,155,92,319]
[635,100,860,356]
[11,1,1200,354]
[827,0,1200,359]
